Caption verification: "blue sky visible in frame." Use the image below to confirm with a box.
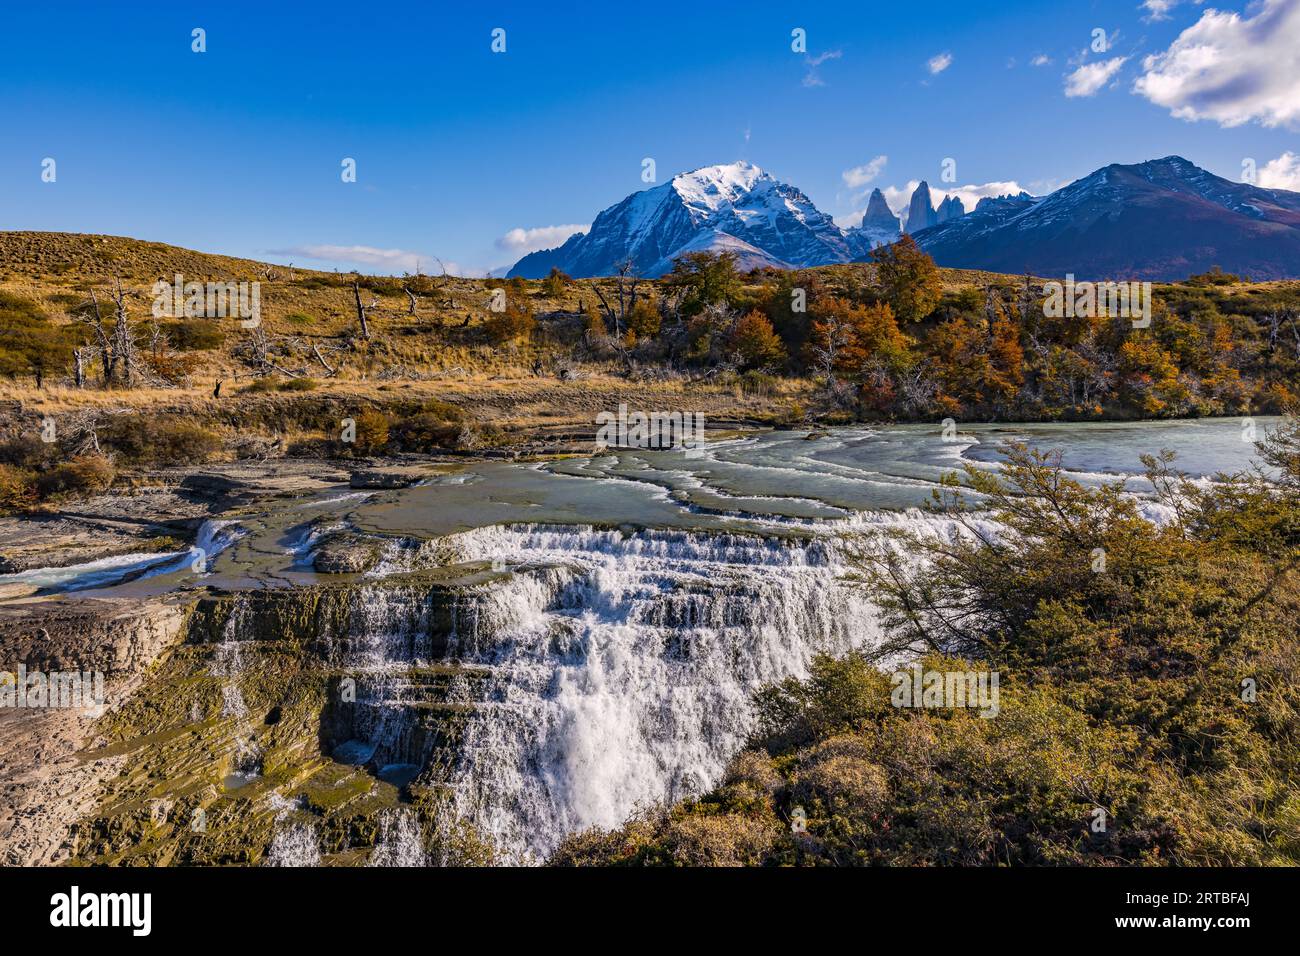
[2,0,1297,275]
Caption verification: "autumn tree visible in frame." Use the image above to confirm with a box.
[626,298,662,339]
[871,234,942,324]
[809,298,910,381]
[728,309,786,369]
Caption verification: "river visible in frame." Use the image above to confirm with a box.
[0,417,1274,861]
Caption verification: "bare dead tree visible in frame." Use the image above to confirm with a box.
[312,342,344,377]
[75,291,114,386]
[352,278,376,341]
[109,278,139,388]
[233,324,327,380]
[810,310,852,389]
[60,407,131,455]
[404,284,418,316]
[428,256,455,311]
[72,346,86,389]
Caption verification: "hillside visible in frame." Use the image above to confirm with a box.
[0,232,320,283]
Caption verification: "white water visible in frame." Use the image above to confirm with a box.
[264,822,321,867]
[423,523,881,862]
[369,808,427,867]
[0,517,246,592]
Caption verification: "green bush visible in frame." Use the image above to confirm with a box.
[162,319,224,351]
[389,400,466,452]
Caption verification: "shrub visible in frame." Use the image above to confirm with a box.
[103,417,222,466]
[626,300,662,339]
[483,303,536,345]
[351,409,390,454]
[0,434,55,469]
[278,376,318,391]
[541,268,571,297]
[162,319,224,351]
[736,370,778,397]
[389,401,465,452]
[35,454,115,499]
[0,464,36,512]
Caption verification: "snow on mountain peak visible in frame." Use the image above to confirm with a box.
[671,161,777,217]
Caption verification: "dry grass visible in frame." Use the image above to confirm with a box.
[0,230,997,434]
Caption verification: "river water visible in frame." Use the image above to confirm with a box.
[0,418,1274,861]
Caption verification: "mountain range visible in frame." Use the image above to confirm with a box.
[508,157,1300,282]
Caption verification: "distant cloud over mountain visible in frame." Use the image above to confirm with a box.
[495,224,590,256]
[1260,152,1300,191]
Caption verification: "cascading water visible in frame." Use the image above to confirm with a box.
[430,523,882,863]
[264,822,321,867]
[210,593,263,783]
[369,808,427,867]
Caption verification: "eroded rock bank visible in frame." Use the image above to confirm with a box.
[9,574,503,866]
[0,594,190,864]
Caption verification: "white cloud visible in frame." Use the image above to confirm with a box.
[1141,0,1203,23]
[842,155,888,189]
[802,49,843,87]
[1031,54,1052,67]
[1065,56,1128,97]
[927,52,953,75]
[273,244,468,275]
[495,224,589,255]
[880,183,917,219]
[1259,152,1300,191]
[1133,0,1300,128]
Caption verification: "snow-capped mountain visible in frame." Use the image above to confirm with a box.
[915,156,1300,280]
[508,155,1300,281]
[509,161,862,278]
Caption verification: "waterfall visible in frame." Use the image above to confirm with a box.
[369,808,427,867]
[210,594,261,779]
[264,822,321,867]
[430,523,880,863]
